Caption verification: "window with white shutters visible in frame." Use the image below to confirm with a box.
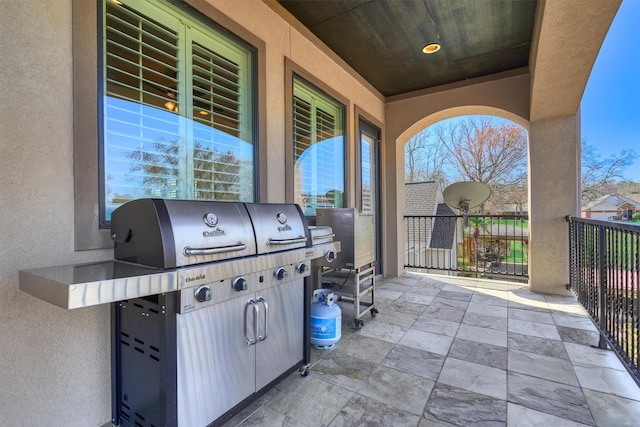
[102,0,254,223]
[292,78,345,216]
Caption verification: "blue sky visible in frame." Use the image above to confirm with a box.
[581,0,640,182]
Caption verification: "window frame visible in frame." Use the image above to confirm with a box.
[355,109,384,275]
[284,59,350,219]
[100,0,257,227]
[73,0,266,250]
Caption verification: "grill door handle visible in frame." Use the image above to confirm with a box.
[184,243,247,256]
[257,297,268,342]
[244,299,259,346]
[267,236,307,245]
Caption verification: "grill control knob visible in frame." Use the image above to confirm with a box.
[325,250,336,263]
[274,267,288,280]
[232,276,247,292]
[195,285,211,303]
[296,262,307,274]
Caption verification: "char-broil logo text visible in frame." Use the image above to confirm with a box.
[203,228,226,237]
[185,274,205,283]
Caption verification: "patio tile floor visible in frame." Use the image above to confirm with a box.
[224,272,640,427]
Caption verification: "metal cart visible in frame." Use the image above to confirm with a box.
[314,208,379,328]
[318,261,377,328]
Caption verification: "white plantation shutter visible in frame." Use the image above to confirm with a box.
[315,107,339,205]
[292,79,345,216]
[191,42,242,136]
[360,134,374,214]
[102,0,254,222]
[293,96,312,162]
[188,25,252,201]
[293,95,312,208]
[105,1,181,111]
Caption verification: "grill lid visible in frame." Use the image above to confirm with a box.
[111,199,257,268]
[111,199,315,269]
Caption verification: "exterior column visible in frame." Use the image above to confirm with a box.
[528,113,580,294]
[383,131,403,278]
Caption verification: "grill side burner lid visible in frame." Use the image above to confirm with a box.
[244,203,310,254]
[308,226,335,245]
[111,199,257,268]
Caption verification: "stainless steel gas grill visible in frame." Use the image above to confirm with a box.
[19,199,339,427]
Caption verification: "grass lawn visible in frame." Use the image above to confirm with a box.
[504,241,528,263]
[493,218,528,227]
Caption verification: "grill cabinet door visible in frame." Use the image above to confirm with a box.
[255,279,304,390]
[176,294,255,426]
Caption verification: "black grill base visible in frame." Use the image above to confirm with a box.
[111,294,177,427]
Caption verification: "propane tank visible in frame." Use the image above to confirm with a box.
[310,289,342,349]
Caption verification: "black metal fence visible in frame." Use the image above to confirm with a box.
[567,216,640,382]
[404,214,528,280]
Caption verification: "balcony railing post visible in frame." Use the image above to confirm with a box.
[598,225,609,350]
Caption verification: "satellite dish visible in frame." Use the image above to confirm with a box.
[443,181,491,214]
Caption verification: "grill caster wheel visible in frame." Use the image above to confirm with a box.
[354,319,364,329]
[371,308,378,318]
[299,366,309,377]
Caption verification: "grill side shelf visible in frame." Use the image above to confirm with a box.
[19,261,178,309]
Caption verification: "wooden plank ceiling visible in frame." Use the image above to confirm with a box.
[277,0,538,97]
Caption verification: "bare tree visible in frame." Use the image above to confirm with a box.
[405,117,640,214]
[581,141,638,202]
[405,132,427,182]
[125,139,241,200]
[615,180,640,197]
[496,183,528,214]
[434,117,528,211]
[405,129,449,184]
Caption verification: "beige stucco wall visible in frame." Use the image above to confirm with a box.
[1,1,113,425]
[0,0,384,425]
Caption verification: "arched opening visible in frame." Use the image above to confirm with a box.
[402,113,529,280]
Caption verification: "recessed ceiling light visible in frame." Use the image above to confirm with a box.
[422,43,441,54]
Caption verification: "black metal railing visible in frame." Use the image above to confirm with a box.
[404,214,528,280]
[568,216,640,382]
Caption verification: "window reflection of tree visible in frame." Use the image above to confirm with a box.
[126,139,241,201]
